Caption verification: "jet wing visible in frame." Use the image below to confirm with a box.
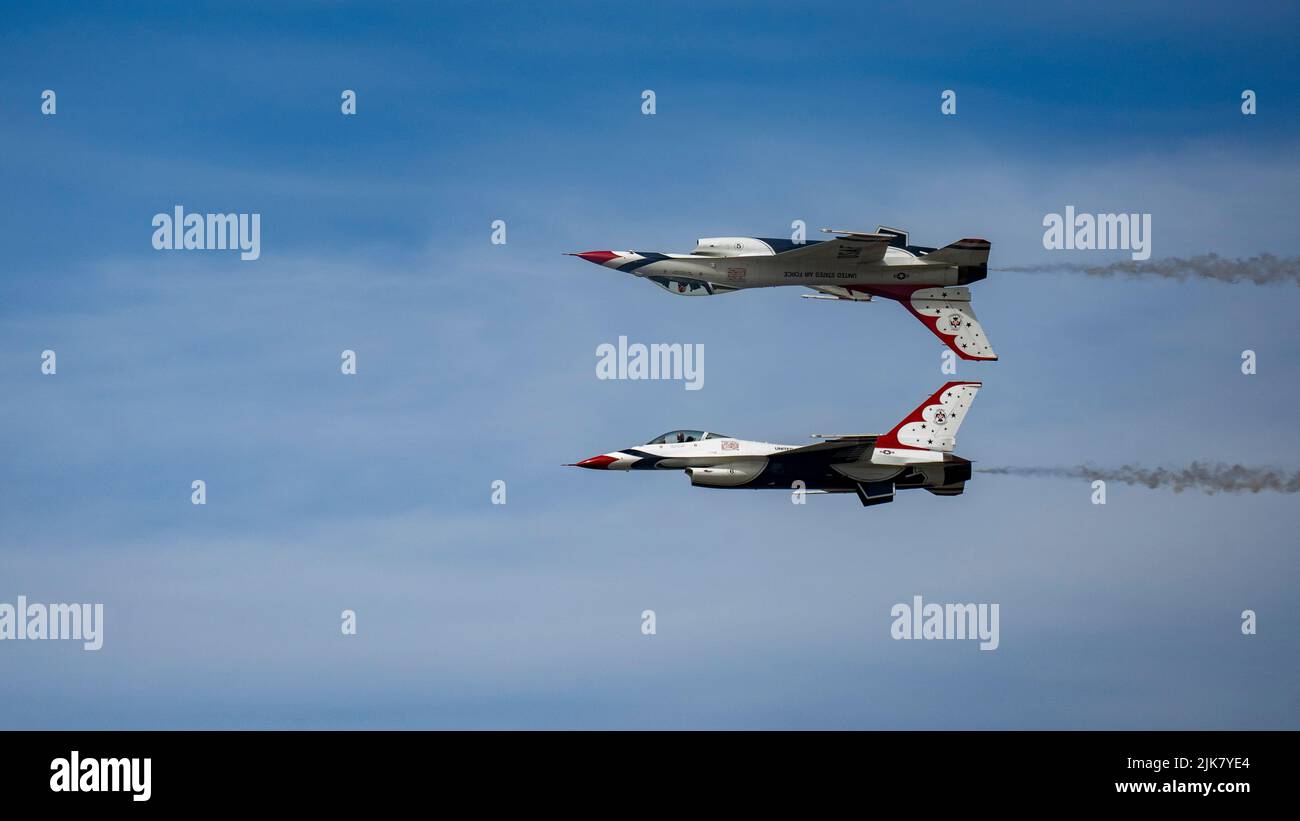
[777,231,892,265]
[819,229,896,242]
[768,438,875,464]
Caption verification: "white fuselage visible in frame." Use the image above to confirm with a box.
[570,232,997,361]
[569,379,983,503]
[620,245,960,292]
[577,434,957,492]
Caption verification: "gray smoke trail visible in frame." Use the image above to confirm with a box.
[993,253,1300,285]
[978,463,1300,494]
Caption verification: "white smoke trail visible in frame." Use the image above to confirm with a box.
[994,253,1299,285]
[978,463,1300,494]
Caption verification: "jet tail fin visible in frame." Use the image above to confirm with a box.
[875,381,981,453]
[854,285,997,360]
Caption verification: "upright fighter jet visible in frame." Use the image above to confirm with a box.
[570,226,996,361]
[568,381,982,507]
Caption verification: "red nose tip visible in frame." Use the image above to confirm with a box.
[570,251,620,265]
[571,454,618,469]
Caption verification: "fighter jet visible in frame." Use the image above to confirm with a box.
[568,381,981,507]
[570,226,996,360]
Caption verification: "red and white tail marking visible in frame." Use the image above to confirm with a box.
[853,285,997,361]
[875,381,981,453]
[907,287,996,361]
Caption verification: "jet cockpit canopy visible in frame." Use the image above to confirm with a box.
[644,430,731,445]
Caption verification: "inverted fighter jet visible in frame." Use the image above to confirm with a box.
[568,381,981,507]
[570,226,996,361]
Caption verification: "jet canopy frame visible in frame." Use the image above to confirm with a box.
[644,430,731,445]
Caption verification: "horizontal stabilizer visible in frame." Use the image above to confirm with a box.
[926,482,966,496]
[854,480,895,507]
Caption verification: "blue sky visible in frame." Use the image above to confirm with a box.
[1,1,1298,728]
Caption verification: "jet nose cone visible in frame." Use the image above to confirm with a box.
[569,251,620,266]
[570,454,618,469]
